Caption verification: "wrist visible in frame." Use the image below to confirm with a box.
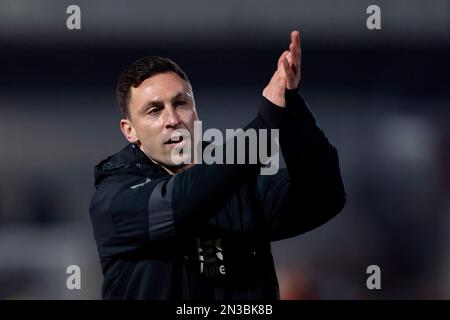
[285,84,300,95]
[262,90,286,108]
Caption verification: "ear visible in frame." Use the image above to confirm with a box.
[120,118,139,144]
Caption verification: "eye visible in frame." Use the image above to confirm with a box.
[174,100,187,107]
[147,107,162,115]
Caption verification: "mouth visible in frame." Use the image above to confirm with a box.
[164,134,185,146]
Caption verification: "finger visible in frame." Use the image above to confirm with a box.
[282,57,296,89]
[289,42,298,65]
[291,30,300,48]
[277,50,290,69]
[290,31,301,70]
[289,45,300,76]
[296,31,302,68]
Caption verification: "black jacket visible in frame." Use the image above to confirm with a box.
[89,89,346,300]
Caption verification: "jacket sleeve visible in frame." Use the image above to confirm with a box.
[90,98,285,259]
[256,89,347,241]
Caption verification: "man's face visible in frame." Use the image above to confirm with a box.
[122,71,198,168]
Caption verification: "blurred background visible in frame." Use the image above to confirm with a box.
[0,0,449,299]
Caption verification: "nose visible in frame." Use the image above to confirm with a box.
[164,106,181,129]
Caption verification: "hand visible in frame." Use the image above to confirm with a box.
[263,30,302,107]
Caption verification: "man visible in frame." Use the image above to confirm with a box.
[89,30,346,299]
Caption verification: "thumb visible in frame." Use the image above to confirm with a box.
[277,51,290,70]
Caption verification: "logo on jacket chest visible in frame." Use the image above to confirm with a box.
[197,237,226,280]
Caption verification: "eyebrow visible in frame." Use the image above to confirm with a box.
[139,92,188,113]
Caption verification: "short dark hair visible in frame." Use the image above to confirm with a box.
[116,56,190,118]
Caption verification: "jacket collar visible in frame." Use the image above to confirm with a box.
[93,143,166,188]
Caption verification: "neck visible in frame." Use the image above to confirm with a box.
[160,163,194,175]
[137,143,194,175]
[146,155,193,175]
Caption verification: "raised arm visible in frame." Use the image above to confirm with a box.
[257,30,346,240]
